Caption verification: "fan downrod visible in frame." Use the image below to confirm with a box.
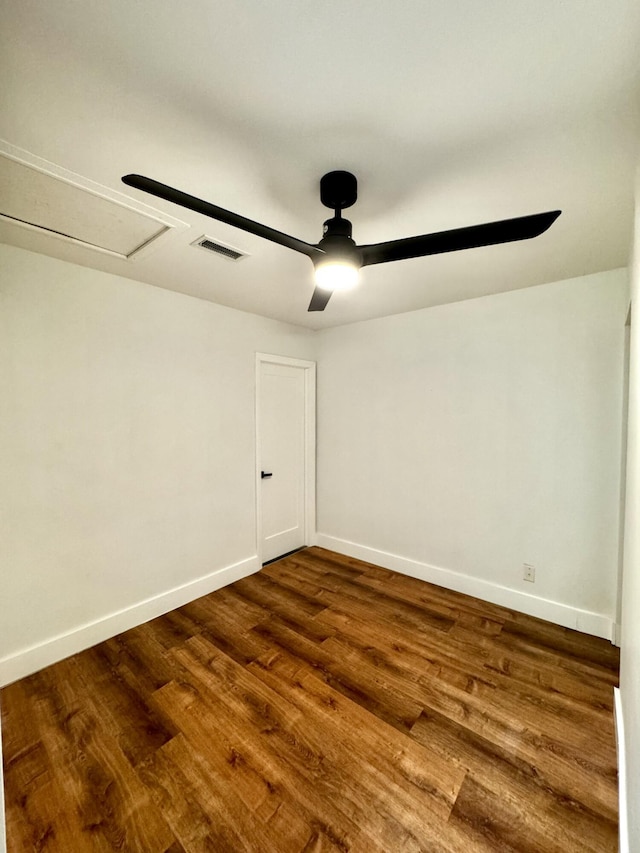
[320,171,357,212]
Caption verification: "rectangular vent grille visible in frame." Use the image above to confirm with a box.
[192,235,246,261]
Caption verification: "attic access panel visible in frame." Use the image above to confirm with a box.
[0,146,185,259]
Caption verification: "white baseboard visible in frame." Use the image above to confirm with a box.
[315,534,613,640]
[0,555,260,688]
[614,688,629,853]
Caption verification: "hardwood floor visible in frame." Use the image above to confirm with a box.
[1,547,620,852]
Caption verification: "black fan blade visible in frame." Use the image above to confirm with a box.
[308,287,333,312]
[122,174,322,259]
[359,210,561,267]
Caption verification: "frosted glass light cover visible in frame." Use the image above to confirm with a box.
[314,261,359,291]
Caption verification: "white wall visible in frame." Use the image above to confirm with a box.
[0,243,315,684]
[316,269,628,636]
[620,171,640,851]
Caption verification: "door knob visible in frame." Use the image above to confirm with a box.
[261,471,273,479]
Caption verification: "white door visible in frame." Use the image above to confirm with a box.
[257,356,315,563]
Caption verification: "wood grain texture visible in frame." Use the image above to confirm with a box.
[1,546,619,851]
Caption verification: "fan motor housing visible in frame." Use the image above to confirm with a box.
[316,219,362,270]
[322,216,353,238]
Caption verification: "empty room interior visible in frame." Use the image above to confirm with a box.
[1,2,640,851]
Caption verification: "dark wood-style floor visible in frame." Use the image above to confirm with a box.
[2,547,620,852]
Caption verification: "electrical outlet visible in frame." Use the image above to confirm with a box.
[523,563,535,583]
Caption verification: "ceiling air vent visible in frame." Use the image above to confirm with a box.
[191,235,247,261]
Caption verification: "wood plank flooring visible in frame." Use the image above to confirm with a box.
[1,547,620,852]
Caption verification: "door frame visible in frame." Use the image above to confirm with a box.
[255,353,316,564]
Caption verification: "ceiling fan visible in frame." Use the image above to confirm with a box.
[122,171,561,312]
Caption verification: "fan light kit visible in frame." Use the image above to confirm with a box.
[315,260,359,291]
[122,170,560,313]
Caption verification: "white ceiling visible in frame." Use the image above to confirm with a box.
[1,0,639,329]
